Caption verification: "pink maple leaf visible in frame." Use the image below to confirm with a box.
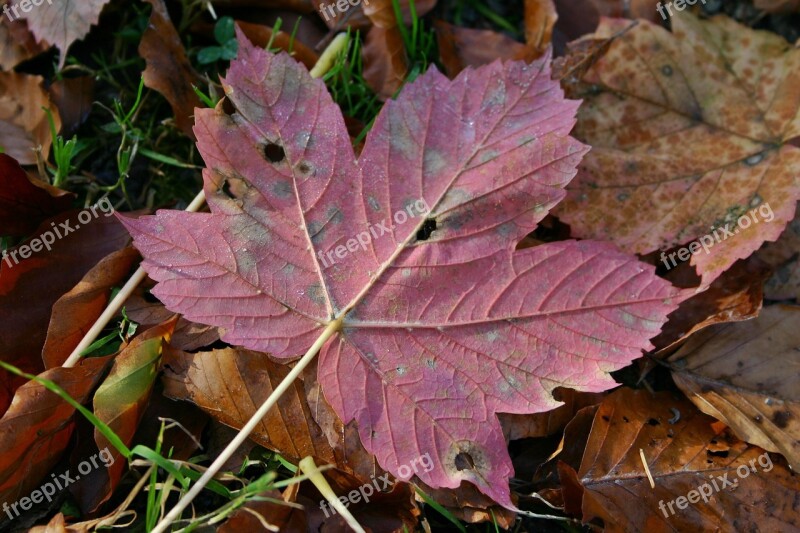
[121,31,683,507]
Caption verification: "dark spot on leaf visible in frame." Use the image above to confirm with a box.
[454,452,475,471]
[272,180,292,198]
[622,416,630,423]
[647,418,660,426]
[298,162,312,174]
[219,178,235,199]
[754,415,763,424]
[602,415,610,422]
[262,143,286,163]
[773,410,791,429]
[416,218,437,241]
[661,65,673,76]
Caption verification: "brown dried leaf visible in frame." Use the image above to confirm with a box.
[0,357,111,507]
[520,0,557,59]
[0,154,73,237]
[123,286,220,351]
[162,346,338,465]
[236,20,319,70]
[0,72,60,164]
[670,304,800,470]
[435,20,526,78]
[0,211,130,412]
[500,389,605,441]
[555,13,800,286]
[362,25,408,99]
[140,0,204,138]
[560,388,800,531]
[651,256,771,356]
[0,16,46,70]
[42,247,139,368]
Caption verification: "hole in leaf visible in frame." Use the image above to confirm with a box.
[454,452,475,471]
[263,143,285,163]
[647,418,660,426]
[416,218,437,241]
[219,178,235,199]
[707,450,729,458]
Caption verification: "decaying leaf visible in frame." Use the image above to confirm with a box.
[650,257,770,356]
[162,346,339,466]
[0,72,61,164]
[42,247,139,368]
[84,319,176,511]
[0,16,46,70]
[759,209,800,302]
[122,31,685,507]
[0,154,73,237]
[555,13,800,285]
[435,20,527,78]
[559,387,800,531]
[0,211,130,412]
[0,357,111,507]
[139,0,204,138]
[670,304,800,470]
[20,0,111,69]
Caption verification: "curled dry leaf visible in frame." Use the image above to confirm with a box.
[140,0,204,139]
[0,211,130,410]
[236,20,319,71]
[559,388,800,532]
[42,247,139,368]
[20,0,111,69]
[553,0,661,41]
[361,0,438,98]
[435,20,527,78]
[48,76,95,135]
[758,210,800,302]
[0,16,46,70]
[0,356,111,508]
[519,0,558,59]
[0,154,73,237]
[123,287,220,351]
[83,319,177,512]
[0,72,60,165]
[670,304,800,470]
[122,32,684,507]
[555,13,800,286]
[650,256,770,356]
[500,389,605,441]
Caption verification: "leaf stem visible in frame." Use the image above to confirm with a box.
[150,317,344,533]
